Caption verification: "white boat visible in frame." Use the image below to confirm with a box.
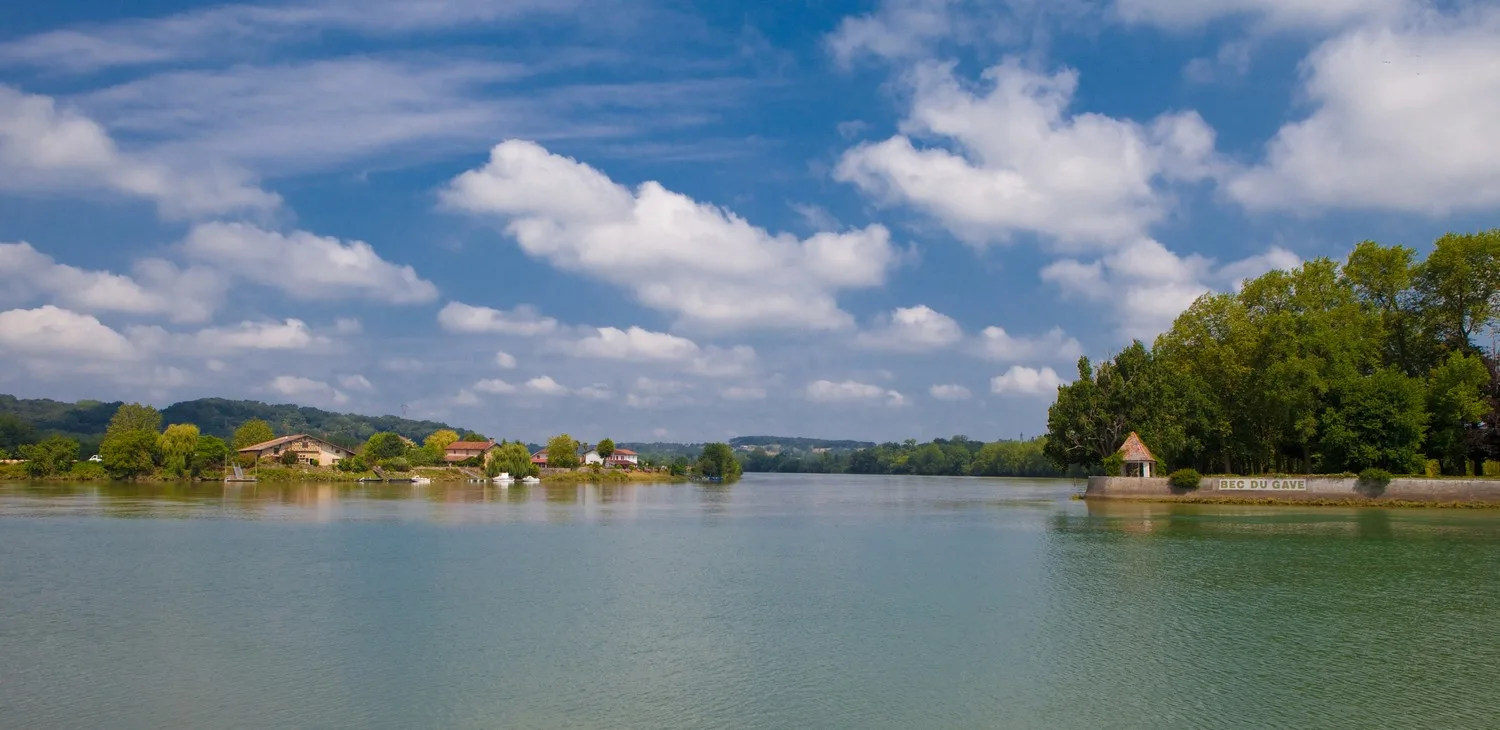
[491,472,513,484]
[521,476,540,484]
[411,475,432,485]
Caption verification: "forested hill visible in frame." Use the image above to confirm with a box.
[0,395,465,448]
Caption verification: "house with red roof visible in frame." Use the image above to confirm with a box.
[444,439,499,464]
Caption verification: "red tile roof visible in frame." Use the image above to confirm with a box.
[236,434,352,455]
[1117,432,1157,462]
[445,440,497,451]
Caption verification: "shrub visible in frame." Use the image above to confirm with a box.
[1358,467,1394,492]
[381,457,411,472]
[1101,452,1124,476]
[1168,468,1202,490]
[279,450,299,466]
[69,461,108,480]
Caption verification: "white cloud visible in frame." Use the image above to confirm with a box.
[181,222,438,304]
[0,0,579,72]
[0,241,222,323]
[720,385,768,401]
[525,375,569,396]
[268,375,347,404]
[576,383,613,400]
[334,317,363,334]
[827,0,965,66]
[0,305,139,361]
[856,305,964,351]
[565,326,701,361]
[973,326,1083,363]
[0,85,277,218]
[1228,14,1500,214]
[1112,0,1411,31]
[452,389,482,407]
[494,350,518,369]
[1217,246,1301,291]
[826,0,1097,66]
[443,140,898,331]
[193,319,328,350]
[806,379,909,407]
[472,378,518,395]
[338,374,373,392]
[437,302,557,336]
[990,366,1064,396]
[835,59,1217,250]
[929,384,973,401]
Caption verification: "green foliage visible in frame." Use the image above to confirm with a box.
[279,449,300,466]
[69,461,108,480]
[1047,234,1500,476]
[1167,468,1202,490]
[596,438,615,460]
[336,454,368,473]
[487,442,537,479]
[546,434,581,469]
[232,419,276,449]
[408,444,444,467]
[161,397,461,445]
[696,443,742,481]
[1357,468,1394,491]
[668,456,690,477]
[19,435,79,477]
[191,436,230,476]
[424,429,460,452]
[380,457,410,472]
[0,412,39,452]
[1101,452,1124,477]
[363,432,408,461]
[159,423,200,477]
[101,404,161,480]
[742,435,1061,477]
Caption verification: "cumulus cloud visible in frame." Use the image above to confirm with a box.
[990,366,1064,396]
[929,383,972,401]
[576,383,613,400]
[267,375,347,404]
[555,325,758,378]
[0,85,277,218]
[337,374,373,391]
[443,140,898,331]
[472,378,518,395]
[192,319,329,350]
[973,325,1083,363]
[437,302,557,336]
[525,375,569,396]
[334,317,363,334]
[0,241,221,323]
[1228,14,1500,214]
[494,350,518,369]
[1112,0,1411,31]
[0,305,139,361]
[856,305,964,351]
[806,379,909,407]
[181,222,438,304]
[835,59,1217,250]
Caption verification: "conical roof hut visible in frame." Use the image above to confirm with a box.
[1116,432,1158,477]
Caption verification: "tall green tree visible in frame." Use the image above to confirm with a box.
[19,435,79,477]
[1425,352,1491,474]
[487,442,537,478]
[1345,241,1428,374]
[1316,369,1427,473]
[159,423,201,477]
[696,443,742,481]
[363,432,409,461]
[596,438,616,460]
[545,434,580,469]
[101,403,162,479]
[192,436,230,476]
[232,419,276,449]
[1416,229,1500,352]
[425,429,461,451]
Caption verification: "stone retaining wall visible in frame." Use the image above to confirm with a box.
[1085,476,1500,504]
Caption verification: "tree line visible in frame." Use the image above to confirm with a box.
[1046,230,1500,476]
[741,436,1067,477]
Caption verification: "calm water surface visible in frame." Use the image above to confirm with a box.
[2,474,1499,729]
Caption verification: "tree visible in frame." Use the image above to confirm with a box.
[487,442,537,478]
[232,419,276,449]
[696,443,742,480]
[546,434,580,469]
[1415,229,1500,352]
[19,435,79,478]
[1317,369,1428,474]
[101,403,162,480]
[192,436,230,476]
[1426,352,1491,474]
[425,429,461,452]
[596,438,615,460]
[363,432,408,461]
[1345,241,1428,374]
[159,423,201,477]
[0,413,38,453]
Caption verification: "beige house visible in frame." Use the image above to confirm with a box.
[445,440,499,463]
[238,434,353,467]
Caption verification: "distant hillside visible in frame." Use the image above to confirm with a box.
[728,436,875,452]
[0,395,468,449]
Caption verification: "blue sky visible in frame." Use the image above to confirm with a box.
[1,0,1497,442]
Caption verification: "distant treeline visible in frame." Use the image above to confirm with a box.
[742,437,1071,477]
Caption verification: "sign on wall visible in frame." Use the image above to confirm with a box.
[1216,478,1307,491]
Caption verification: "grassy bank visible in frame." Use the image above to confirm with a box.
[541,469,685,484]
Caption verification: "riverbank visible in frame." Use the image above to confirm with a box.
[1085,475,1500,507]
[539,468,686,484]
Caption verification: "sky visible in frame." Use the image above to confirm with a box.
[1,0,1498,443]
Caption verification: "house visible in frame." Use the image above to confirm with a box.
[238,434,353,467]
[606,448,639,467]
[445,439,499,464]
[531,450,549,466]
[582,449,604,465]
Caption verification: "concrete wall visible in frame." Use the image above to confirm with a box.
[1085,476,1500,504]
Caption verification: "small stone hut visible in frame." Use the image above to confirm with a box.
[1116,432,1158,478]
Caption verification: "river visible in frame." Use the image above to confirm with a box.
[2,474,1498,729]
